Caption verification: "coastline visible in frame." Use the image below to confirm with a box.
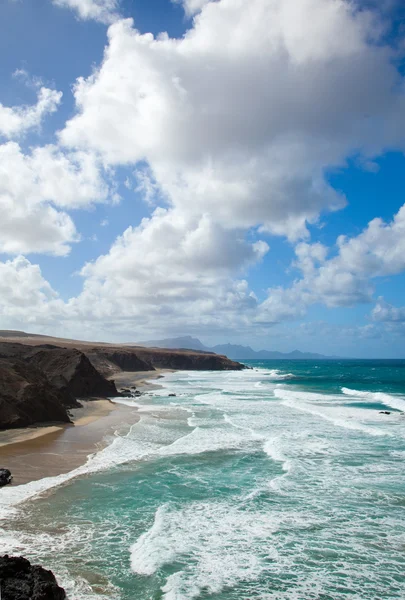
[0,370,169,486]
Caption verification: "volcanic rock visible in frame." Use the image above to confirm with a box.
[0,555,66,600]
[0,468,12,486]
[26,347,118,402]
[0,359,71,429]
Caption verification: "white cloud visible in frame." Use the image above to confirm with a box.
[2,0,405,341]
[174,0,213,17]
[0,142,112,255]
[0,87,62,138]
[259,202,405,323]
[51,0,119,23]
[61,1,405,241]
[0,257,63,326]
[372,298,405,323]
[66,208,266,335]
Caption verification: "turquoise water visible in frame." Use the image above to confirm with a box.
[1,360,405,599]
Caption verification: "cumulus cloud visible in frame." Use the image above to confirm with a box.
[2,0,405,339]
[0,257,63,327]
[372,298,405,322]
[0,142,112,255]
[61,1,405,241]
[173,0,213,17]
[51,0,119,23]
[64,208,266,335]
[0,87,62,138]
[259,202,405,323]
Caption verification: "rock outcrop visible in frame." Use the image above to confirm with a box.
[0,555,66,600]
[0,335,243,430]
[0,359,72,430]
[130,347,244,371]
[26,347,118,402]
[86,348,153,378]
[0,468,12,486]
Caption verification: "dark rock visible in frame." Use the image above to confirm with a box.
[120,388,132,395]
[168,393,177,397]
[379,411,391,415]
[134,391,142,397]
[86,349,153,377]
[26,347,118,403]
[0,555,66,600]
[0,468,12,486]
[123,347,244,371]
[0,359,72,430]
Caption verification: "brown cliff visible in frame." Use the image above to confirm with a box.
[0,359,71,430]
[0,333,244,430]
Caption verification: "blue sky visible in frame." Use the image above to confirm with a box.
[1,0,405,357]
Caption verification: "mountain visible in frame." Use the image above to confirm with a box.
[139,335,208,352]
[141,337,338,360]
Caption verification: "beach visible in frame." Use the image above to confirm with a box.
[0,370,169,486]
[2,362,405,599]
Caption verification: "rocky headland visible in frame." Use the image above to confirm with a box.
[0,332,243,430]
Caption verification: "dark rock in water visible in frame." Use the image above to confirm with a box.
[134,391,142,397]
[0,555,66,599]
[120,388,132,395]
[168,393,177,397]
[379,411,391,415]
[0,468,12,486]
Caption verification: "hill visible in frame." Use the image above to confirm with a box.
[140,336,339,360]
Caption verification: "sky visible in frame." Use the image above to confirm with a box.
[0,0,405,358]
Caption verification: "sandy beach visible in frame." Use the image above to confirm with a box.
[112,368,172,390]
[0,370,170,486]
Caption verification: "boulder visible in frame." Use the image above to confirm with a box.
[0,468,12,486]
[168,393,177,397]
[0,555,66,600]
[379,411,391,415]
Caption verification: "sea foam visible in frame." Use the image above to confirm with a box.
[341,387,405,412]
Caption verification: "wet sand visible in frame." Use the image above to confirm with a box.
[113,368,173,391]
[0,370,172,486]
[0,401,139,486]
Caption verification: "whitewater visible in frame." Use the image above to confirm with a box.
[1,359,405,599]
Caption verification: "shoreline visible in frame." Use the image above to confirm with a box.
[0,369,169,486]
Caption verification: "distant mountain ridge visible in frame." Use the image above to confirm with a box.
[139,336,339,360]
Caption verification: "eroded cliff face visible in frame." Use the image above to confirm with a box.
[130,347,244,371]
[0,343,119,429]
[85,348,154,377]
[27,347,118,401]
[0,359,72,429]
[0,336,243,430]
[84,346,243,375]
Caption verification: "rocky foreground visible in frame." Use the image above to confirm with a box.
[0,555,66,600]
[0,332,243,430]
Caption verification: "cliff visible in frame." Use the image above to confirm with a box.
[85,348,153,377]
[127,346,243,371]
[0,334,243,430]
[26,346,118,401]
[85,346,242,375]
[0,359,71,430]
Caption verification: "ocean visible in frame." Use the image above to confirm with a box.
[1,359,405,599]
